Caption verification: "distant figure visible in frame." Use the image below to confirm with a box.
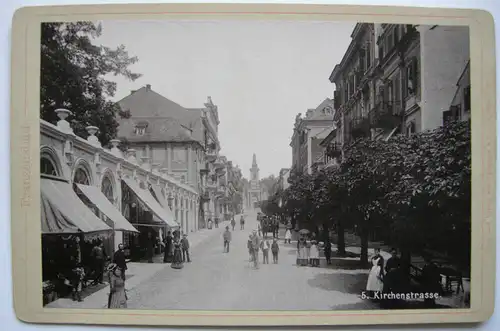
[231,218,236,231]
[257,222,262,237]
[180,234,191,263]
[296,237,308,266]
[261,238,270,264]
[309,240,320,267]
[90,242,107,284]
[223,226,232,253]
[107,263,127,309]
[247,235,253,262]
[146,232,154,263]
[240,215,245,230]
[208,219,213,230]
[70,263,85,302]
[324,238,332,265]
[171,238,184,269]
[421,256,442,308]
[214,218,219,228]
[250,230,261,269]
[163,231,173,263]
[271,238,280,264]
[366,248,385,296]
[112,243,127,280]
[284,228,292,244]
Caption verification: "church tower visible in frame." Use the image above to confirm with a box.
[248,153,262,209]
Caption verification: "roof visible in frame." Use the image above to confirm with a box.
[303,98,335,121]
[116,86,205,144]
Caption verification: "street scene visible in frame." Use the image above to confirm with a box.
[40,20,471,311]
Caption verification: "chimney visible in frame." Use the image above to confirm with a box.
[146,84,151,91]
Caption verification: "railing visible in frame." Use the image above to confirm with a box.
[369,101,401,129]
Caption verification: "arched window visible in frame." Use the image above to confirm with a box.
[41,157,58,177]
[101,175,114,204]
[73,167,90,185]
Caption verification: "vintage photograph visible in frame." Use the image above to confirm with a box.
[39,19,471,311]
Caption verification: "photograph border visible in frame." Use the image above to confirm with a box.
[10,3,496,326]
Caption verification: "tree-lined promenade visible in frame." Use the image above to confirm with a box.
[262,120,471,279]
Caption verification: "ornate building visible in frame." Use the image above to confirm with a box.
[116,85,235,229]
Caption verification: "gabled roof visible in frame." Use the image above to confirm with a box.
[116,86,206,144]
[303,98,335,121]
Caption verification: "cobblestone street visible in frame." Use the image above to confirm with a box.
[126,212,377,310]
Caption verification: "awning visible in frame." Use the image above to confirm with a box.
[76,184,139,233]
[122,178,179,229]
[149,184,177,221]
[41,178,111,234]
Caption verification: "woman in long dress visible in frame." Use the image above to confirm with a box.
[366,248,385,296]
[171,238,184,269]
[284,229,292,244]
[296,237,308,266]
[107,264,127,309]
[163,231,173,263]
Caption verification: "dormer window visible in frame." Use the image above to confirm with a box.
[134,121,149,136]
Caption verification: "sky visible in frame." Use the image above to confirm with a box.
[96,19,355,179]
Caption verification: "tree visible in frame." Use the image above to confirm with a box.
[41,22,141,147]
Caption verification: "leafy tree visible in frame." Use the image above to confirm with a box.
[40,22,141,147]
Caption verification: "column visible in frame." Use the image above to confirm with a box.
[187,146,193,186]
[167,144,172,174]
[307,134,312,175]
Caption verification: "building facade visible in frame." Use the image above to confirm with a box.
[326,23,470,153]
[289,98,335,175]
[40,109,198,255]
[116,85,238,229]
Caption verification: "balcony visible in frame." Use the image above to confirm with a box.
[350,116,371,139]
[326,142,342,159]
[369,102,401,130]
[200,191,210,201]
[199,168,209,176]
[205,149,217,162]
[213,157,225,169]
[206,181,217,191]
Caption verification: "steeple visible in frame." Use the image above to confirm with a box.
[250,154,259,182]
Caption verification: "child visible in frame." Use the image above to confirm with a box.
[71,263,85,302]
[271,239,280,264]
[309,240,320,267]
[261,238,270,264]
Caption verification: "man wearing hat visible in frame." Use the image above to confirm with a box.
[180,234,191,263]
[223,226,232,253]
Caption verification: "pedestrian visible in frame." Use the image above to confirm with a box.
[366,248,385,298]
[180,234,191,263]
[146,232,154,263]
[70,263,85,302]
[208,219,213,230]
[324,238,332,265]
[231,218,236,231]
[261,238,270,264]
[382,249,403,309]
[309,240,320,267]
[296,237,308,266]
[247,235,253,262]
[163,231,173,263]
[112,243,127,280]
[250,230,260,269]
[171,237,184,269]
[284,228,292,244]
[107,263,127,309]
[223,226,232,253]
[421,255,442,308]
[90,242,107,285]
[257,222,262,237]
[271,238,279,264]
[214,217,219,228]
[240,215,245,230]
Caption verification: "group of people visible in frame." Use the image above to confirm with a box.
[247,229,280,268]
[295,236,331,267]
[366,248,443,308]
[161,230,191,269]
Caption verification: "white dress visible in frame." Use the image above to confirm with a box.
[285,230,292,240]
[309,245,319,259]
[366,257,384,292]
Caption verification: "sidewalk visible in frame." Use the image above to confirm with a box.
[45,218,235,309]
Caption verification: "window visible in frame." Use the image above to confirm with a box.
[41,157,58,177]
[463,86,471,112]
[134,127,145,135]
[406,121,416,136]
[73,167,90,185]
[365,44,371,71]
[406,59,419,96]
[393,27,399,45]
[101,176,114,204]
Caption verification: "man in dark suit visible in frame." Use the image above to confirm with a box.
[113,243,127,280]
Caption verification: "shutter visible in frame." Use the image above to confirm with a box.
[413,59,419,93]
[394,75,401,114]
